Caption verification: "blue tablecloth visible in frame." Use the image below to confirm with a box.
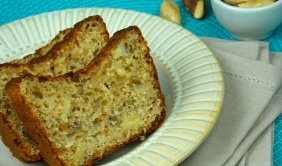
[1,0,281,165]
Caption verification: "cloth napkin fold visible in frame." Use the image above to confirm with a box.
[182,38,282,166]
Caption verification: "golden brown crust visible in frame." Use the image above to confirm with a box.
[76,26,150,78]
[6,26,166,166]
[6,77,64,165]
[28,15,109,66]
[0,28,71,162]
[0,15,109,162]
[0,112,41,161]
[8,28,71,65]
[88,110,166,165]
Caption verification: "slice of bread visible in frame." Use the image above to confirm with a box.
[9,28,71,64]
[0,15,109,161]
[6,26,166,166]
[0,26,70,162]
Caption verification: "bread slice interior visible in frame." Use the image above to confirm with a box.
[6,26,166,166]
[0,15,109,161]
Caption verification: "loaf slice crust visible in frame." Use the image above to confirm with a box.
[6,26,166,166]
[0,15,109,161]
[9,28,71,64]
[0,26,70,162]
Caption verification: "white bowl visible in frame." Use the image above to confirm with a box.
[211,0,282,40]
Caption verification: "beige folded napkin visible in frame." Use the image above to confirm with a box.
[182,38,282,166]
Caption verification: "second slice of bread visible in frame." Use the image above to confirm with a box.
[9,28,71,64]
[0,27,70,161]
[0,15,109,161]
[6,26,166,166]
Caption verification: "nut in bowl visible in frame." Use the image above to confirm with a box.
[211,0,282,40]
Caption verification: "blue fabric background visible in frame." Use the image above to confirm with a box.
[0,0,281,165]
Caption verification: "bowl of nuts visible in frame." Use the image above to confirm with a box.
[211,0,282,40]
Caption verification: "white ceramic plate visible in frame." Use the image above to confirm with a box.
[0,8,224,166]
